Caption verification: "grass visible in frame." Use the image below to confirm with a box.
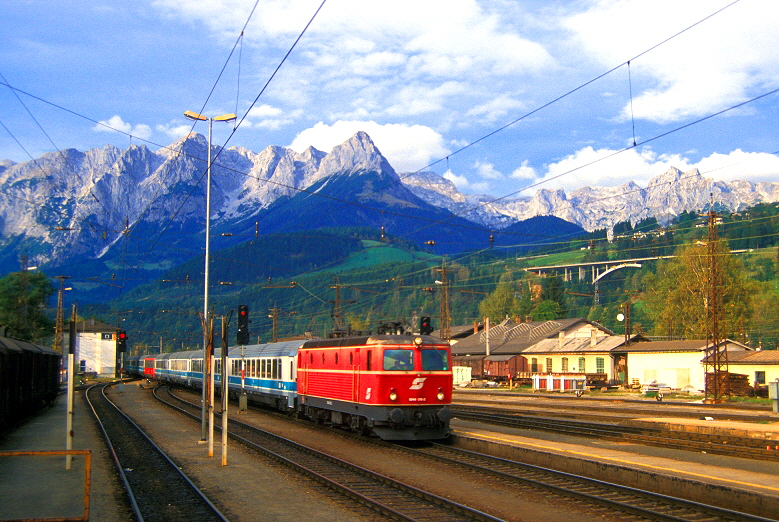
[318,241,439,272]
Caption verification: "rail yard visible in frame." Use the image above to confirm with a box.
[2,381,778,521]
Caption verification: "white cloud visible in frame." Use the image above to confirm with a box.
[516,146,779,195]
[466,95,526,122]
[473,161,502,180]
[93,115,152,140]
[695,150,779,183]
[443,169,489,193]
[510,160,537,181]
[564,0,779,124]
[245,105,302,130]
[537,146,690,192]
[289,120,450,172]
[157,123,192,139]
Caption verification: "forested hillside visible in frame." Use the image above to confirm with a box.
[40,203,779,353]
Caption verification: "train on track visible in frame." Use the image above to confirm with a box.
[127,334,453,440]
[0,334,60,432]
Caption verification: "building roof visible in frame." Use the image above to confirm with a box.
[450,318,613,356]
[433,323,478,339]
[709,348,779,364]
[625,339,749,353]
[75,319,118,333]
[523,334,640,355]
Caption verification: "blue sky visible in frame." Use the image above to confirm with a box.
[1,0,778,199]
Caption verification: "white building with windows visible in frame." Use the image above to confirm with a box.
[66,319,121,377]
[623,339,750,391]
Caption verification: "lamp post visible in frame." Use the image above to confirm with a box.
[183,110,236,443]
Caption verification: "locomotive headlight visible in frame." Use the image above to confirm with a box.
[437,388,445,401]
[413,336,423,346]
[389,388,398,401]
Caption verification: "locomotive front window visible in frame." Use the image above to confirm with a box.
[421,349,449,371]
[383,350,414,371]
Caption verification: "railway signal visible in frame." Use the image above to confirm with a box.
[116,330,127,352]
[420,316,433,335]
[237,305,250,345]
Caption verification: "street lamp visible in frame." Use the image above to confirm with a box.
[184,110,236,443]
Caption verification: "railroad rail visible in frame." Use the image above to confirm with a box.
[154,385,498,522]
[453,406,779,461]
[453,394,775,423]
[401,442,775,522]
[84,383,229,522]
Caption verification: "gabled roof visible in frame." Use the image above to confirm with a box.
[75,319,118,333]
[450,317,612,356]
[626,339,750,353]
[523,334,640,354]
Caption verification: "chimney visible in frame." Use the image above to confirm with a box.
[558,331,564,350]
[590,328,597,347]
[473,321,479,334]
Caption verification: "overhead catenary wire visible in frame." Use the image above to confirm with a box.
[3,0,773,309]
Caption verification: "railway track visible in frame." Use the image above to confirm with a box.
[453,394,774,423]
[453,406,779,461]
[399,442,775,522]
[85,383,229,522]
[154,385,498,522]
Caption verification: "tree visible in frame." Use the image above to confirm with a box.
[540,272,567,317]
[531,300,562,321]
[0,271,55,341]
[479,281,520,324]
[643,240,755,340]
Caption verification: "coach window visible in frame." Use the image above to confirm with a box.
[366,351,372,371]
[421,349,448,371]
[384,349,414,371]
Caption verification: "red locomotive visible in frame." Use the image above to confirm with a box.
[297,335,452,440]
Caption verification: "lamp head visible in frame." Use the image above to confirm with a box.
[184,110,207,121]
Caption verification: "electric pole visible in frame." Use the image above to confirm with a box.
[435,258,451,340]
[53,276,71,354]
[704,204,729,402]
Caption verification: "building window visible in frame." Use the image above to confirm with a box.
[755,371,766,385]
[561,357,568,372]
[578,357,586,373]
[531,358,538,372]
[596,357,605,373]
[546,358,552,373]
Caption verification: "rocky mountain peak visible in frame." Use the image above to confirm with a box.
[316,131,397,180]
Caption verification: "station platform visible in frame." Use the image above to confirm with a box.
[623,416,779,442]
[451,417,779,520]
[0,390,132,521]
